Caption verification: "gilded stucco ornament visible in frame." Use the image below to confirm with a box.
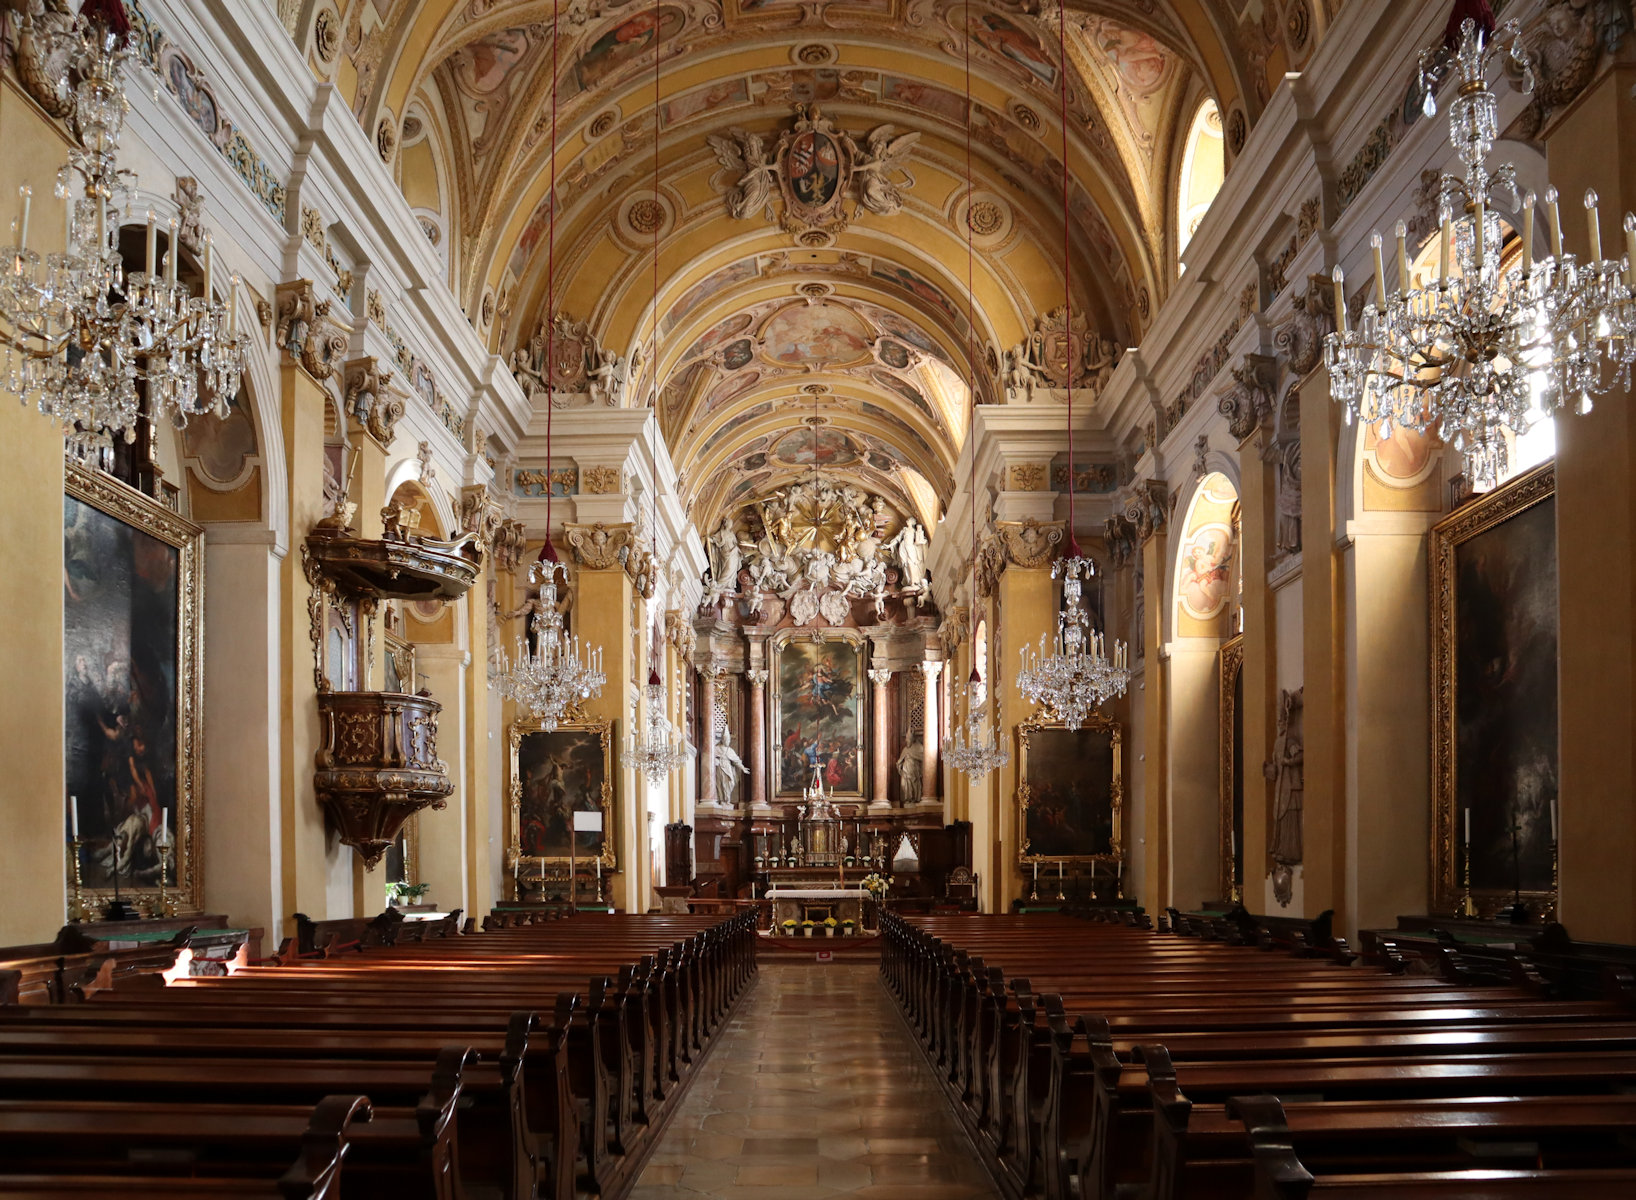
[995,518,1066,570]
[709,105,919,244]
[342,356,406,449]
[564,521,635,571]
[275,280,349,382]
[1216,354,1277,441]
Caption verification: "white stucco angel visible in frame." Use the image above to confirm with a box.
[707,129,777,221]
[847,125,920,216]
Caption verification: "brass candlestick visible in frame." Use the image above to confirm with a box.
[155,830,174,918]
[1546,838,1559,921]
[1457,850,1478,917]
[66,838,89,923]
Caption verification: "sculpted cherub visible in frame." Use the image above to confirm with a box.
[707,129,777,221]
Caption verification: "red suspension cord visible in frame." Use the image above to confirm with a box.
[542,0,560,564]
[964,14,980,664]
[1056,2,1080,559]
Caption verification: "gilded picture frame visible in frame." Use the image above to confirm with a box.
[769,627,868,798]
[1016,714,1123,867]
[1218,633,1245,901]
[64,460,205,914]
[508,715,616,872]
[1430,461,1557,918]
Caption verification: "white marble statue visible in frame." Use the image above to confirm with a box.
[714,723,748,805]
[888,518,928,590]
[707,517,743,594]
[897,738,924,805]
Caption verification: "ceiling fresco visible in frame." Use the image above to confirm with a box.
[293,0,1343,525]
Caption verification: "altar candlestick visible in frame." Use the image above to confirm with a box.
[69,795,78,839]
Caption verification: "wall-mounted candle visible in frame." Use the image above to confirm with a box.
[1395,220,1410,293]
[1545,186,1563,257]
[1370,232,1387,308]
[145,210,156,275]
[16,185,31,252]
[70,794,78,839]
[1439,209,1452,284]
[1332,265,1347,334]
[1586,189,1602,262]
[1625,213,1636,287]
[1521,193,1535,276]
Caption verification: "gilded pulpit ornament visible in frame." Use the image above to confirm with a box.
[709,105,919,245]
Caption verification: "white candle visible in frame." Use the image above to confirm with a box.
[1033,861,1039,882]
[16,185,31,252]
[1464,807,1471,847]
[145,211,156,275]
[1473,192,1486,271]
[1371,232,1387,308]
[162,808,168,844]
[165,218,178,283]
[1585,189,1602,262]
[1395,219,1410,292]
[62,189,72,252]
[1550,797,1558,843]
[1332,266,1347,334]
[1625,214,1636,287]
[1545,187,1563,258]
[69,795,78,839]
[596,858,602,880]
[1522,194,1535,276]
[227,275,238,336]
[202,233,212,301]
[1439,211,1452,284]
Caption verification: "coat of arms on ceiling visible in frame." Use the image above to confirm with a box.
[708,105,919,246]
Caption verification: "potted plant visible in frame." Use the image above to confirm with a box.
[823,916,839,937]
[800,919,815,938]
[842,918,856,936]
[781,918,798,936]
[386,881,432,910]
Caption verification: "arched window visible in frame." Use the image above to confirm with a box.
[1176,100,1225,268]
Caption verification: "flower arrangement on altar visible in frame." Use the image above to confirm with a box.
[781,918,798,933]
[800,919,816,937]
[823,916,839,935]
[861,872,891,899]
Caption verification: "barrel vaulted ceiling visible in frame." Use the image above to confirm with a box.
[288,0,1342,526]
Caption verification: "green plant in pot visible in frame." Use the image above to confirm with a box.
[386,881,431,908]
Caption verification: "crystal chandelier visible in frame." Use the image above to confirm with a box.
[0,4,247,467]
[494,554,606,730]
[622,664,695,780]
[1011,5,1131,733]
[1325,16,1636,490]
[944,675,1009,778]
[1017,556,1130,731]
[494,0,605,731]
[942,15,1008,781]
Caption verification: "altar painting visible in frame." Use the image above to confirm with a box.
[63,462,203,911]
[509,717,615,869]
[772,633,865,797]
[1431,462,1557,916]
[1016,715,1123,865]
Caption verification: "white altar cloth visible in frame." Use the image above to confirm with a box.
[766,887,871,900]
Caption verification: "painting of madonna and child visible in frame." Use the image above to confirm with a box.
[776,638,865,796]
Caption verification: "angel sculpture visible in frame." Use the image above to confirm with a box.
[707,129,777,221]
[587,348,623,407]
[848,125,920,216]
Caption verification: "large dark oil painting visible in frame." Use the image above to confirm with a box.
[1432,462,1557,914]
[63,463,202,909]
[773,634,864,796]
[1017,716,1123,862]
[509,719,614,867]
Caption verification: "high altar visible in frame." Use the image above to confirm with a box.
[675,475,971,904]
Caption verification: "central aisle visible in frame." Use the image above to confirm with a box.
[630,963,1001,1199]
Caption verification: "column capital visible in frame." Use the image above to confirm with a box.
[867,667,893,687]
[275,279,350,383]
[920,660,943,681]
[562,521,634,571]
[746,668,769,687]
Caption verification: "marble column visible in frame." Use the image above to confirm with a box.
[920,661,943,805]
[868,666,892,809]
[746,668,769,809]
[698,664,722,807]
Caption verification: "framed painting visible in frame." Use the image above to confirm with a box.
[1016,714,1123,866]
[508,716,615,871]
[63,461,204,913]
[769,629,866,797]
[1430,461,1557,917]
